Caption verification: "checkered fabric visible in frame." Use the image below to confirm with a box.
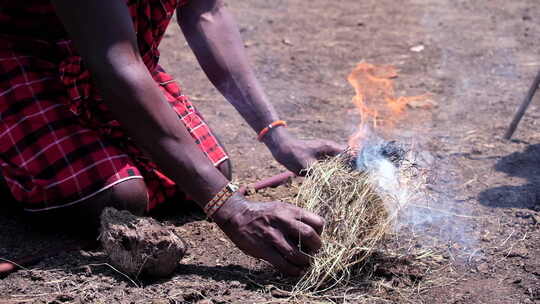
[0,0,228,211]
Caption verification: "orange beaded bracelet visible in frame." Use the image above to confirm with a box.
[257,120,287,142]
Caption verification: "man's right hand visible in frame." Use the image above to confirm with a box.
[212,193,325,276]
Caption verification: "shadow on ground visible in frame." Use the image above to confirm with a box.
[478,143,540,210]
[0,187,222,285]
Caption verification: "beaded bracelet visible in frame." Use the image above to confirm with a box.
[204,182,239,219]
[257,120,287,142]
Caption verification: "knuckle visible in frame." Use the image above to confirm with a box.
[317,217,326,229]
[302,226,316,239]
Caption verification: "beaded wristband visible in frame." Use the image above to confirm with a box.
[257,120,287,142]
[204,183,239,219]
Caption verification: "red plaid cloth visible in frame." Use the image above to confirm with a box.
[0,0,228,211]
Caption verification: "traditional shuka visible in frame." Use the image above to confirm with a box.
[0,0,228,211]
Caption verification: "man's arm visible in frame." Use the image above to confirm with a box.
[51,0,229,205]
[177,0,279,134]
[177,1,344,174]
[51,0,325,276]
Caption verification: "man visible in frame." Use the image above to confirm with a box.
[0,0,343,276]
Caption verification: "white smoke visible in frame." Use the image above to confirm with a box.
[353,128,479,259]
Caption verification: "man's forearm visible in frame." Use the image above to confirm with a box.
[178,1,283,134]
[91,62,229,206]
[51,0,228,206]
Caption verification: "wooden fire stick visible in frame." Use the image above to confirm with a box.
[238,171,295,195]
[504,69,540,140]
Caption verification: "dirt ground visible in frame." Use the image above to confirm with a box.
[1,0,540,303]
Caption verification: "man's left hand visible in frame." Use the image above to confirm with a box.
[264,128,346,175]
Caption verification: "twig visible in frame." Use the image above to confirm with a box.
[83,263,140,288]
[0,240,96,276]
[504,69,540,139]
[0,257,28,271]
[498,229,515,247]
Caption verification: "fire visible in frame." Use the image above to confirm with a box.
[347,62,428,150]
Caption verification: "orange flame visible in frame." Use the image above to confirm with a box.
[347,62,428,150]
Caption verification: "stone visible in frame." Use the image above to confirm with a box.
[477,263,490,273]
[100,208,187,278]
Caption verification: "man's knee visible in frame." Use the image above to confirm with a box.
[26,178,149,233]
[109,178,149,215]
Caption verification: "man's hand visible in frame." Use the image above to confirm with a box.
[262,128,346,175]
[271,138,346,175]
[213,193,325,276]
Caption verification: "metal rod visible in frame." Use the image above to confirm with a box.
[504,69,540,140]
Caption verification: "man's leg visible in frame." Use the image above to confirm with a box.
[28,178,149,233]
[72,178,149,218]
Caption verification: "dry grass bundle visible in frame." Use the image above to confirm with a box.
[293,152,400,293]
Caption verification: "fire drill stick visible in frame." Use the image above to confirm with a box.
[504,69,540,140]
[238,171,295,195]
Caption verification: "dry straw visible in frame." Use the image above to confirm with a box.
[293,152,403,294]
